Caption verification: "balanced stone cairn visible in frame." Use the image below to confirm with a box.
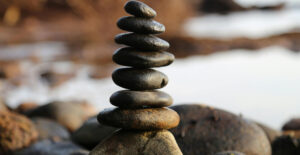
[90,1,182,155]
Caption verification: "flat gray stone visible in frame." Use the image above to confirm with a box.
[98,107,180,130]
[112,68,168,90]
[110,90,173,108]
[113,47,174,68]
[115,33,169,51]
[117,16,165,34]
[124,1,157,18]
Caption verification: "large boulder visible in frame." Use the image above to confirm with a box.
[170,104,271,155]
[72,117,118,149]
[0,111,38,154]
[255,122,281,143]
[25,101,97,132]
[90,130,182,155]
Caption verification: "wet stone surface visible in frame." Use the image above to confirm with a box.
[117,16,165,34]
[113,47,174,68]
[115,33,170,51]
[110,90,173,108]
[112,68,168,90]
[124,0,157,18]
[98,107,180,130]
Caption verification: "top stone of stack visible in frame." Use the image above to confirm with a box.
[124,0,157,18]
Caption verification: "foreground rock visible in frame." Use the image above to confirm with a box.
[13,139,89,155]
[72,117,118,149]
[170,104,271,155]
[90,130,182,155]
[0,111,38,154]
[25,101,97,131]
[32,117,70,141]
[0,98,8,112]
[215,151,245,155]
[272,135,300,155]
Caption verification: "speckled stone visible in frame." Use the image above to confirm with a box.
[117,16,165,34]
[215,151,245,155]
[110,90,173,108]
[98,107,180,130]
[113,47,174,68]
[90,130,182,155]
[115,33,169,51]
[124,1,157,18]
[112,68,168,90]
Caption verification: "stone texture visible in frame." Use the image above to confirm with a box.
[124,0,157,18]
[170,104,271,155]
[0,111,38,154]
[72,117,118,150]
[115,33,170,51]
[110,90,172,108]
[25,101,97,132]
[282,118,300,131]
[113,47,174,68]
[0,98,8,112]
[215,151,245,155]
[272,135,300,155]
[255,122,281,143]
[14,102,38,114]
[32,117,70,141]
[117,16,165,34]
[13,139,89,155]
[112,68,168,90]
[90,130,182,155]
[98,107,180,130]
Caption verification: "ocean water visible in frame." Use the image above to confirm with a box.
[3,46,300,129]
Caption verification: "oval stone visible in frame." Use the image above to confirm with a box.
[110,90,173,108]
[117,16,165,34]
[115,33,170,51]
[113,47,174,68]
[124,1,157,18]
[98,108,180,130]
[112,68,168,90]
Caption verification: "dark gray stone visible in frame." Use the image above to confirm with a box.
[170,104,271,155]
[115,33,169,51]
[124,0,156,18]
[282,118,300,131]
[117,16,165,34]
[112,68,168,90]
[71,117,118,150]
[110,90,173,108]
[13,139,89,155]
[215,151,245,155]
[113,47,174,68]
[98,107,180,130]
[272,135,300,155]
[32,117,70,141]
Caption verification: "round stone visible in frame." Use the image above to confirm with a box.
[98,107,180,130]
[110,90,173,108]
[113,47,174,68]
[215,151,245,155]
[117,16,165,34]
[124,0,157,18]
[115,33,170,51]
[112,68,168,90]
[170,104,272,155]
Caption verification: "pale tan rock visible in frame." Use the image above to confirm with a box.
[90,130,182,155]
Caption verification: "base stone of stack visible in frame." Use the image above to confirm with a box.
[89,130,182,155]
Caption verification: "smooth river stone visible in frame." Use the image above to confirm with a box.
[98,107,180,130]
[115,33,170,51]
[117,16,165,34]
[112,68,168,90]
[113,47,174,68]
[124,0,157,18]
[110,90,173,108]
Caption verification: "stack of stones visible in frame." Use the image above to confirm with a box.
[91,1,182,154]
